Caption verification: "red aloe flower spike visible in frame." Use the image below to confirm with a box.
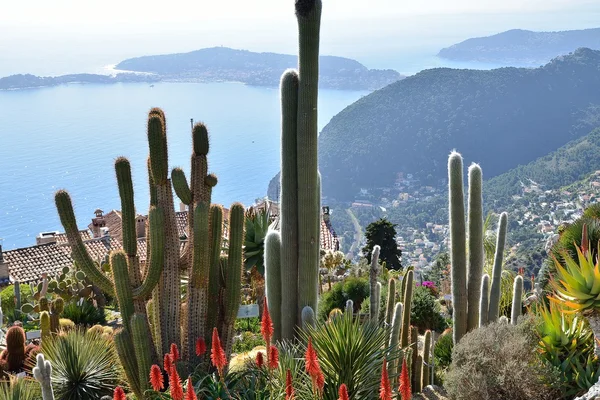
[211,327,227,376]
[184,377,198,400]
[170,343,180,361]
[305,338,321,378]
[256,350,264,368]
[149,364,164,391]
[164,353,173,374]
[169,364,184,400]
[379,358,392,400]
[399,358,412,400]
[195,337,206,356]
[261,299,274,346]
[338,383,350,400]
[268,345,279,369]
[316,370,325,397]
[113,386,126,400]
[285,369,295,400]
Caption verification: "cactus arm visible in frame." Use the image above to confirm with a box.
[171,167,192,205]
[511,275,523,325]
[132,207,165,299]
[488,212,508,322]
[206,205,223,340]
[279,69,300,339]
[265,230,282,342]
[295,0,322,328]
[385,278,397,326]
[54,190,114,295]
[115,157,138,258]
[422,330,431,388]
[131,313,155,394]
[33,354,55,400]
[369,245,381,321]
[466,164,484,332]
[147,113,169,185]
[148,157,158,207]
[111,251,134,334]
[448,151,468,344]
[479,274,490,327]
[114,329,142,399]
[400,270,414,348]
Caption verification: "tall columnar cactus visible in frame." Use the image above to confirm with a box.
[13,281,21,310]
[488,212,508,322]
[55,108,246,395]
[422,330,432,388]
[511,275,523,325]
[385,278,397,326]
[40,311,50,341]
[389,302,403,387]
[265,230,282,341]
[448,152,490,343]
[33,354,55,400]
[415,354,423,393]
[400,270,414,348]
[410,326,419,390]
[479,274,490,327]
[265,0,322,340]
[369,245,381,321]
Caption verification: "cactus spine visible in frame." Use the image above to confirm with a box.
[422,330,431,388]
[479,274,490,327]
[33,354,55,400]
[511,275,523,325]
[385,278,396,326]
[488,212,508,322]
[400,270,414,348]
[369,245,381,321]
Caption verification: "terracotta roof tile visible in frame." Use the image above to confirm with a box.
[3,243,73,283]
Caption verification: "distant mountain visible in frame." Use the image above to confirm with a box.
[115,47,403,91]
[314,48,600,200]
[0,73,158,90]
[438,28,600,64]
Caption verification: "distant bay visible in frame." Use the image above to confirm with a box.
[0,82,368,250]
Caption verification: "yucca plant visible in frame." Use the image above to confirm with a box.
[535,302,600,398]
[41,328,124,399]
[298,311,402,400]
[0,376,40,400]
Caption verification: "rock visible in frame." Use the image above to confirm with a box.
[575,381,600,400]
[413,385,449,400]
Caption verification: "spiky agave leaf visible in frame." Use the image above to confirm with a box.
[244,207,271,274]
[0,376,40,400]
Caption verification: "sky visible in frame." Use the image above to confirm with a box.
[1,0,600,76]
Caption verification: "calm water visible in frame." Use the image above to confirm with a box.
[0,82,368,250]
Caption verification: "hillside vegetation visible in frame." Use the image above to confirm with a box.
[318,48,600,200]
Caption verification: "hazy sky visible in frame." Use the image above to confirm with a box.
[2,0,600,76]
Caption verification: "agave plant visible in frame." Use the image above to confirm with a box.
[244,206,272,275]
[536,302,600,398]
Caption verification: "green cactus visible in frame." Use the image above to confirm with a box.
[466,164,484,332]
[385,278,397,326]
[369,245,381,321]
[488,212,508,322]
[265,230,282,341]
[511,275,523,325]
[40,311,50,341]
[302,305,316,329]
[422,330,432,388]
[345,299,354,315]
[479,274,490,327]
[410,326,419,390]
[389,302,403,387]
[33,353,55,400]
[13,281,21,309]
[400,270,414,348]
[415,354,423,393]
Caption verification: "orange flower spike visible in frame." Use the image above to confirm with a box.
[113,386,127,400]
[268,345,279,369]
[210,327,227,376]
[256,350,264,368]
[195,337,206,357]
[170,343,180,361]
[379,358,392,400]
[149,364,164,391]
[316,371,325,397]
[261,300,274,346]
[163,353,173,374]
[338,383,350,400]
[184,377,198,400]
[169,365,184,400]
[399,358,412,400]
[305,338,321,378]
[285,369,295,400]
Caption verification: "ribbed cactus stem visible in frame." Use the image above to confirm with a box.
[40,311,50,341]
[410,326,419,389]
[131,313,155,394]
[511,275,523,325]
[400,270,414,348]
[111,251,134,334]
[280,69,300,339]
[389,302,403,388]
[373,282,382,322]
[132,207,164,299]
[206,205,223,340]
[345,299,354,315]
[265,230,282,341]
[114,329,141,398]
[415,354,423,393]
[33,354,55,400]
[449,151,468,344]
[479,274,490,327]
[369,245,381,321]
[115,157,138,258]
[466,163,484,332]
[54,190,114,295]
[171,167,192,205]
[422,330,431,388]
[488,212,508,322]
[295,0,322,326]
[301,306,316,329]
[147,113,168,185]
[385,278,397,326]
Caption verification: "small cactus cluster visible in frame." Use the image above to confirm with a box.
[55,108,245,398]
[448,151,508,344]
[265,0,323,340]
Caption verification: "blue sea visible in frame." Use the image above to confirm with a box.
[0,82,369,250]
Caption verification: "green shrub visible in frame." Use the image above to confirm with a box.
[0,285,32,314]
[61,301,106,326]
[411,285,448,333]
[232,331,264,354]
[445,317,561,400]
[433,329,454,372]
[318,277,369,320]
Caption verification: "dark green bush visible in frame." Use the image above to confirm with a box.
[61,301,106,326]
[445,318,561,400]
[0,284,32,314]
[318,277,369,320]
[411,285,448,333]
